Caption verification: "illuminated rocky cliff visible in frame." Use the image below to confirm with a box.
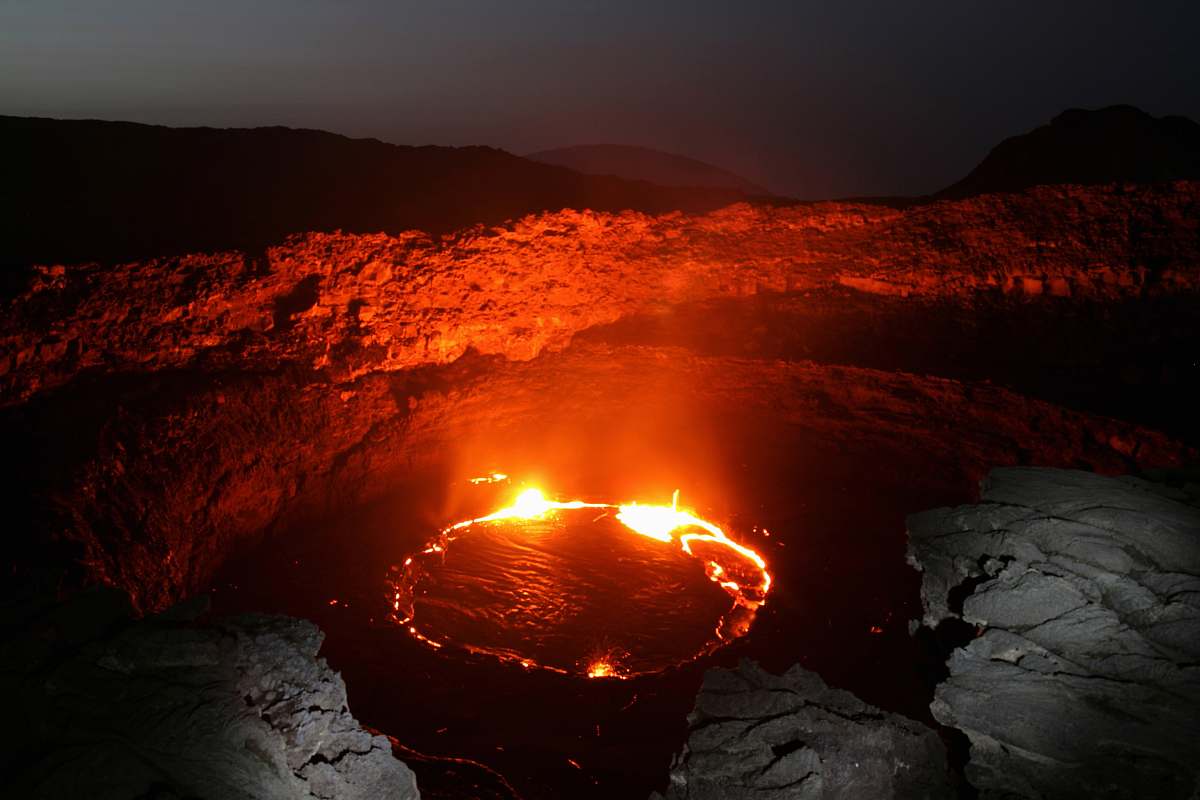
[3,182,1197,614]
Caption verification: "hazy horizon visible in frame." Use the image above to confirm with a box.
[3,1,1198,199]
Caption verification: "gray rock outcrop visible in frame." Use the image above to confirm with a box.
[2,588,419,800]
[907,467,1200,798]
[653,659,953,799]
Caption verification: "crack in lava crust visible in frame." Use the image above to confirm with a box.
[387,485,772,679]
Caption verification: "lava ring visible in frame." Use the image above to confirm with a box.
[387,483,772,679]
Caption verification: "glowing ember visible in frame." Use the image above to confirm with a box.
[586,660,617,679]
[468,472,509,485]
[388,482,773,677]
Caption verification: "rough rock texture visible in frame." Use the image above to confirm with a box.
[8,344,1191,613]
[652,659,953,799]
[4,181,1198,405]
[1,588,419,800]
[907,467,1200,798]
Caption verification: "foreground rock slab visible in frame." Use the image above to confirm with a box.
[653,660,952,799]
[908,467,1200,798]
[2,589,419,800]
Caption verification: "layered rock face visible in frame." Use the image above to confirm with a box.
[7,343,1191,613]
[2,587,418,799]
[907,468,1200,798]
[4,181,1197,405]
[653,660,953,799]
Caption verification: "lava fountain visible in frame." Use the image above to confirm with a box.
[387,482,772,679]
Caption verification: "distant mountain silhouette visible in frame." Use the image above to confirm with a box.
[1,117,767,267]
[940,105,1200,198]
[527,144,770,194]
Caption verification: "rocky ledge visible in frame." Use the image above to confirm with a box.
[907,467,1200,798]
[1,586,418,799]
[4,181,1198,406]
[653,660,953,799]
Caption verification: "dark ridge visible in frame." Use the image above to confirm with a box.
[526,143,772,195]
[939,105,1200,198]
[0,116,770,268]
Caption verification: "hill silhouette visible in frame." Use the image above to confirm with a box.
[527,144,769,194]
[1,116,762,267]
[940,105,1200,198]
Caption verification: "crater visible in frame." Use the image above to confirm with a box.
[5,179,1198,799]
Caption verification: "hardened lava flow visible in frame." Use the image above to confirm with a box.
[388,482,772,679]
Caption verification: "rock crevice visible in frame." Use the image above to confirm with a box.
[907,467,1200,798]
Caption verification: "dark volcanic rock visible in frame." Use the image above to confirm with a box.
[653,660,953,799]
[1,587,419,799]
[907,467,1200,798]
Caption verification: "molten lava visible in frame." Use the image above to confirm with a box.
[586,660,618,679]
[389,483,772,678]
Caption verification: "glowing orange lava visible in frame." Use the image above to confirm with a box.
[467,472,509,485]
[586,660,618,679]
[390,481,773,678]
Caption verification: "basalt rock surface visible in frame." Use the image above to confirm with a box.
[652,659,953,799]
[4,181,1198,406]
[1,586,419,800]
[907,467,1200,798]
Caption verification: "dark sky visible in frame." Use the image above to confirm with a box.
[3,1,1198,198]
